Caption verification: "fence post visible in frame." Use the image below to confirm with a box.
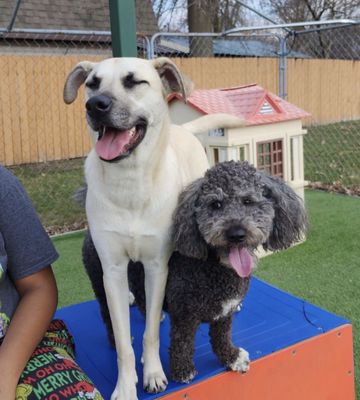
[278,36,287,99]
[108,0,137,57]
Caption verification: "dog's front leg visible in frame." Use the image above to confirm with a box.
[169,317,200,383]
[209,316,250,373]
[142,261,168,393]
[103,265,138,400]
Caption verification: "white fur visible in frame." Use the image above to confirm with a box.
[214,298,241,320]
[228,348,250,373]
[64,57,243,400]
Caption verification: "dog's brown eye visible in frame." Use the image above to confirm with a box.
[211,200,222,210]
[262,187,272,199]
[86,76,100,90]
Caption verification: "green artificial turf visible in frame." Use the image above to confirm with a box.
[52,231,95,308]
[52,189,359,395]
[10,158,86,231]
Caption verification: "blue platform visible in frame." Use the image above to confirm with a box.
[55,277,349,400]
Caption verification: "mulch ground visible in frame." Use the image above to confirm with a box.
[307,182,360,197]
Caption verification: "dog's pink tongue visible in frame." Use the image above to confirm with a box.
[95,129,130,160]
[228,247,253,278]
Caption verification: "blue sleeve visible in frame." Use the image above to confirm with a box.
[0,166,59,280]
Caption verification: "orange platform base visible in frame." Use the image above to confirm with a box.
[161,324,355,400]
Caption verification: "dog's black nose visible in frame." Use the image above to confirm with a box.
[86,95,112,116]
[226,226,246,243]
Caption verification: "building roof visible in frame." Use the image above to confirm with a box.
[0,0,158,35]
[169,84,310,126]
[157,36,309,58]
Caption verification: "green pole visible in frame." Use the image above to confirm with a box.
[108,0,137,57]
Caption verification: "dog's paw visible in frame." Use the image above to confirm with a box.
[110,383,138,400]
[111,363,138,400]
[171,367,197,384]
[228,348,250,373]
[143,370,168,393]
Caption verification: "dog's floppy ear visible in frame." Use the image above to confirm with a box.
[259,173,308,251]
[63,61,96,104]
[152,57,187,101]
[172,177,208,260]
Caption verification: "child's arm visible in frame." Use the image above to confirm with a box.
[0,266,57,400]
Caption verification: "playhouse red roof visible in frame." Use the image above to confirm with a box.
[169,84,310,126]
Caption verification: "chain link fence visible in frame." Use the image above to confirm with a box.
[286,26,360,195]
[1,20,359,232]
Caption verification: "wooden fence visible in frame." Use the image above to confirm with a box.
[0,54,102,166]
[287,58,360,125]
[0,55,359,165]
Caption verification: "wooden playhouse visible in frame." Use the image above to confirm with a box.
[168,83,310,200]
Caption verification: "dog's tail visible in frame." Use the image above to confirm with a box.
[181,113,245,135]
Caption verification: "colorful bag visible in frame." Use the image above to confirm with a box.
[15,319,103,400]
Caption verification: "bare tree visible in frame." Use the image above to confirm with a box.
[260,0,360,59]
[212,0,245,32]
[262,0,360,23]
[187,0,215,55]
[152,0,245,32]
[152,0,246,56]
[152,0,188,31]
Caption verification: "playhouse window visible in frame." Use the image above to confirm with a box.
[209,128,225,137]
[213,145,248,165]
[214,148,219,163]
[258,101,274,115]
[212,147,227,164]
[239,146,246,161]
[257,140,283,177]
[229,145,247,162]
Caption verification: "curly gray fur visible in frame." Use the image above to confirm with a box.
[165,161,307,382]
[173,161,307,258]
